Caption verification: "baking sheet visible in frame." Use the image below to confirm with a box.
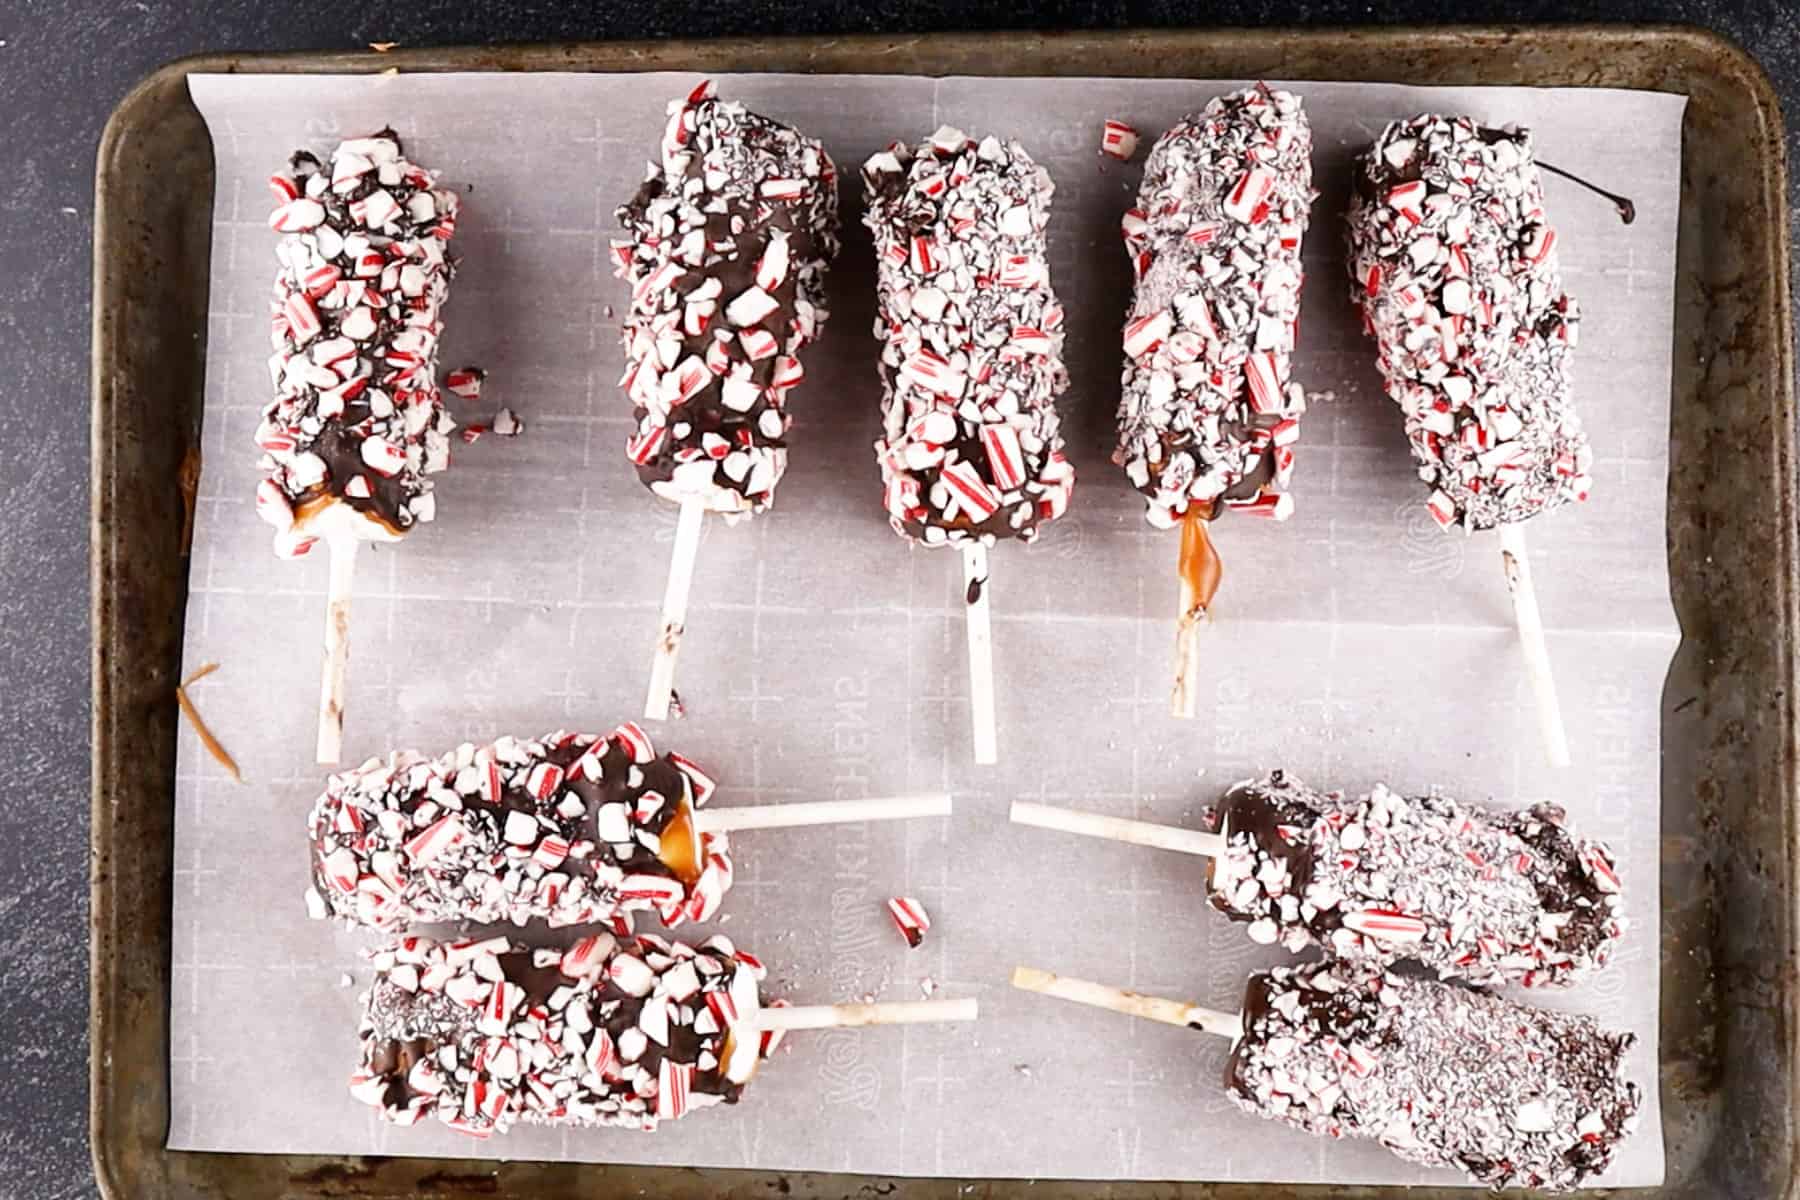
[172,71,1683,1186]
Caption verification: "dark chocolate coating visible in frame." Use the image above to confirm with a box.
[257,129,460,550]
[1208,772,1623,987]
[307,726,729,931]
[1345,114,1592,532]
[862,130,1075,547]
[614,89,838,514]
[1226,961,1640,1191]
[355,934,761,1134]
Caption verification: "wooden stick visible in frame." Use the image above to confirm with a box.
[1497,523,1571,767]
[755,997,979,1031]
[962,543,997,765]
[1172,606,1207,719]
[1010,966,1241,1041]
[692,792,952,836]
[1010,800,1224,858]
[1171,508,1220,719]
[315,536,358,765]
[645,500,706,722]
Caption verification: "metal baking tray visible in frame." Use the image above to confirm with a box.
[90,26,1795,1199]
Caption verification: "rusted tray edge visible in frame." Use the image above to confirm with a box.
[90,24,1799,1200]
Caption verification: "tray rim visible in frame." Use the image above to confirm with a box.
[90,22,1799,1200]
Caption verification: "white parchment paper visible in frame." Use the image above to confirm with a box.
[172,71,1683,1186]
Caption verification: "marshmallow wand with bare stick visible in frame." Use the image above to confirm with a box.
[1114,87,1315,718]
[1010,960,1640,1190]
[614,82,840,722]
[1346,116,1632,767]
[353,933,977,1136]
[256,130,462,764]
[864,127,1076,765]
[308,723,953,932]
[1011,769,1624,988]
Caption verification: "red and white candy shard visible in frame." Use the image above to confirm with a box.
[1346,115,1592,532]
[1208,772,1624,988]
[886,896,930,948]
[612,83,840,520]
[1115,86,1315,530]
[305,726,731,932]
[863,128,1075,548]
[351,932,772,1135]
[1227,960,1641,1190]
[256,130,460,557]
[1100,119,1140,161]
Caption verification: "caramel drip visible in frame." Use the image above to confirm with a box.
[1178,506,1223,619]
[657,800,704,887]
[293,490,407,538]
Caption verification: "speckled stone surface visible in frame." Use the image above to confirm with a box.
[1,3,1794,1197]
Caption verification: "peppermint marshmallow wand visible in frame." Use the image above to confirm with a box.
[1011,769,1623,989]
[1347,116,1594,766]
[614,82,840,721]
[1115,87,1315,718]
[1012,961,1639,1190]
[307,722,951,933]
[864,128,1075,765]
[353,933,977,1136]
[258,130,461,763]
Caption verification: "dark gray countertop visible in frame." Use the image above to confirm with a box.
[2,3,1793,1197]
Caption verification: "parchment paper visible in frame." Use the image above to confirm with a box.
[172,71,1683,1186]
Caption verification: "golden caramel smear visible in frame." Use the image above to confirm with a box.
[1178,505,1223,618]
[176,662,242,783]
[656,800,704,887]
[178,446,202,556]
[294,490,406,539]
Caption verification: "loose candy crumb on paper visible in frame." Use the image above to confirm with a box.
[887,896,930,948]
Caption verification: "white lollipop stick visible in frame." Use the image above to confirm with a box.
[692,792,952,836]
[1011,966,1241,1040]
[1009,800,1223,858]
[1170,509,1219,720]
[1172,591,1207,720]
[962,543,997,765]
[756,997,979,1031]
[315,536,358,765]
[1498,523,1570,767]
[645,500,706,722]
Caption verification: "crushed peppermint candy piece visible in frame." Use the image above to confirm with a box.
[353,933,771,1136]
[885,896,930,948]
[863,128,1074,546]
[1347,115,1591,531]
[1207,771,1623,988]
[306,727,729,931]
[255,129,460,555]
[445,367,484,400]
[614,84,839,519]
[1100,119,1140,161]
[1116,86,1315,531]
[1226,960,1640,1190]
